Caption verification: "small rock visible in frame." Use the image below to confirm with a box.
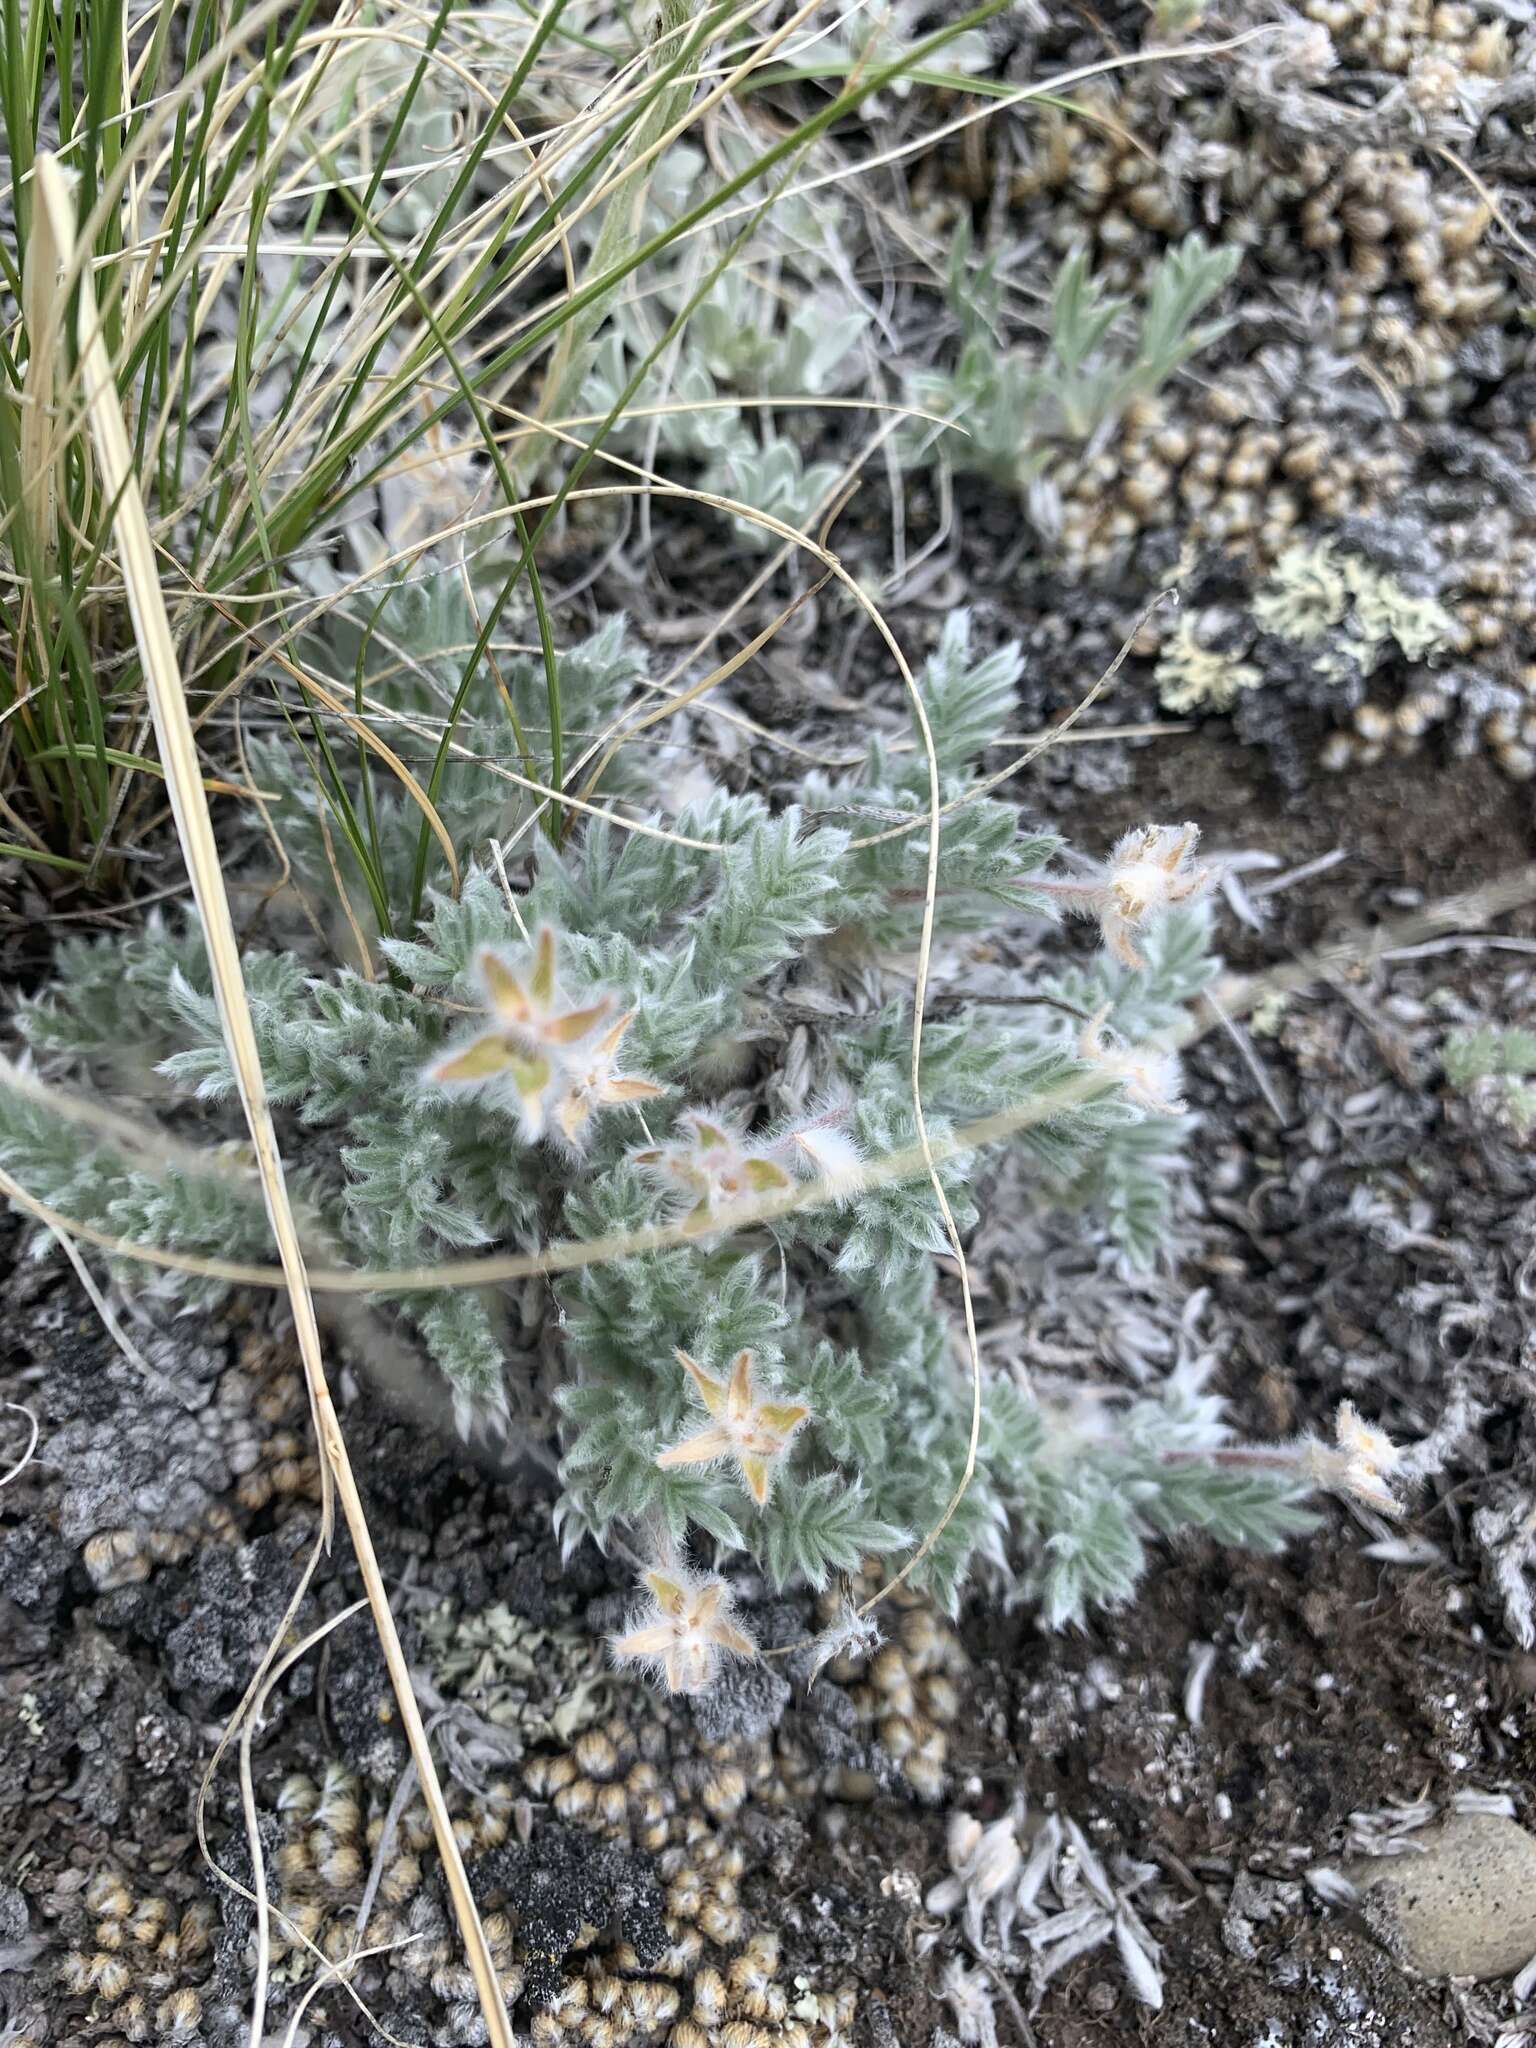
[1349,1813,1536,1978]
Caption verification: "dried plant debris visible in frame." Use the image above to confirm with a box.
[1313,1797,1536,1981]
[925,1802,1170,2017]
[21,1653,870,2044]
[7,908,1536,2045]
[1186,945,1536,1645]
[418,1597,609,1753]
[7,1352,956,2047]
[11,6,1536,2043]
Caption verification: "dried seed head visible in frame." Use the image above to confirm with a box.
[626,1979,681,2026]
[155,1989,203,2038]
[1304,1401,1406,1517]
[85,1871,131,1920]
[697,1896,744,1944]
[573,1730,619,1780]
[93,1955,132,2001]
[692,1967,728,2028]
[382,1854,421,1905]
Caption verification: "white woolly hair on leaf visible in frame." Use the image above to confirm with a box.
[1062,1816,1115,1912]
[804,1599,884,1686]
[1033,1911,1112,1983]
[1451,1789,1518,1817]
[938,1958,999,2048]
[1016,1814,1063,1918]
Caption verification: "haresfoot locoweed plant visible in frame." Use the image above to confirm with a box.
[1,609,1327,1664]
[907,231,1242,492]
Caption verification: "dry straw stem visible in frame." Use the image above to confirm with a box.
[168,418,1130,885]
[695,24,1282,256]
[135,0,803,577]
[236,1596,374,2041]
[19,177,68,558]
[31,153,516,2048]
[193,1536,420,2044]
[168,393,933,792]
[0,1404,40,1492]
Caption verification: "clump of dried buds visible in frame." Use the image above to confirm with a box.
[805,1599,884,1687]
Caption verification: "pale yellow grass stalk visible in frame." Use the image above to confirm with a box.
[31,151,515,2048]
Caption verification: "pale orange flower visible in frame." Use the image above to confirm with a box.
[656,1347,810,1506]
[609,1565,758,1694]
[632,1109,793,1231]
[549,1009,665,1151]
[1038,822,1214,971]
[424,929,609,1140]
[1305,1401,1405,1518]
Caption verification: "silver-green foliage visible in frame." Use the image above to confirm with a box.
[1444,1026,1536,1136]
[249,586,645,947]
[908,232,1242,489]
[576,144,866,548]
[1,610,1309,1614]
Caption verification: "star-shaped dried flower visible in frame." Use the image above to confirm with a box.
[1304,1400,1405,1518]
[632,1109,793,1231]
[423,929,609,1140]
[1078,1007,1185,1116]
[549,1010,665,1152]
[656,1347,810,1505]
[1039,822,1214,971]
[1099,822,1213,968]
[609,1565,758,1694]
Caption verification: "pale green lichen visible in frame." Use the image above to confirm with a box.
[1254,542,1455,675]
[1154,617,1264,713]
[1444,1027,1536,1138]
[419,1599,610,1745]
[1252,541,1353,646]
[1347,564,1456,664]
[1166,544,1458,715]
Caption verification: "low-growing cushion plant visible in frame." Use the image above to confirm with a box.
[0,606,1332,1668]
